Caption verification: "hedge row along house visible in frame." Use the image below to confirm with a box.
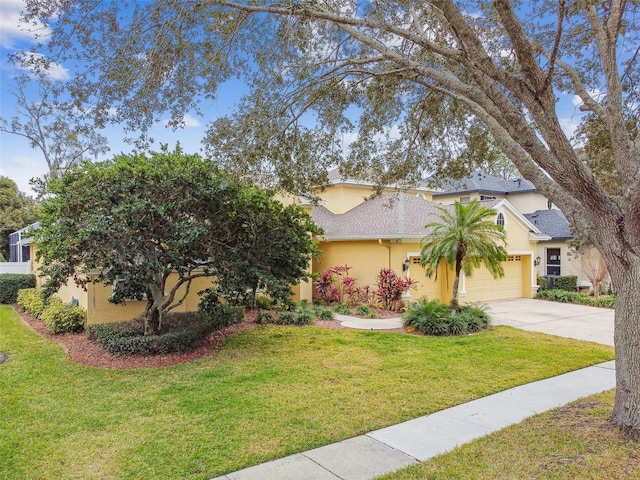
[16,170,599,325]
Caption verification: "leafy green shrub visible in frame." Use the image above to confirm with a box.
[334,303,351,314]
[537,276,548,292]
[552,275,578,292]
[314,305,335,320]
[16,288,47,318]
[537,289,615,309]
[198,290,245,329]
[403,297,451,335]
[87,312,218,355]
[276,303,314,325]
[403,298,490,336]
[0,274,36,304]
[255,295,274,310]
[276,311,297,325]
[256,311,274,324]
[296,303,314,325]
[40,297,86,334]
[355,304,376,318]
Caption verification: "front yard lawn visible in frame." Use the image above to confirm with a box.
[378,390,638,480]
[0,305,614,479]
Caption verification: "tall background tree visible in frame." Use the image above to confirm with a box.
[19,0,640,433]
[420,201,507,310]
[35,149,319,335]
[0,176,39,260]
[0,74,109,183]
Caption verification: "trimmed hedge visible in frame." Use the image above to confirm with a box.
[403,297,490,336]
[536,289,615,308]
[86,311,227,356]
[0,274,36,304]
[16,288,47,318]
[40,297,86,334]
[552,275,578,292]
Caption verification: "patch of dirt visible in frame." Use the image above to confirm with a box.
[13,306,408,370]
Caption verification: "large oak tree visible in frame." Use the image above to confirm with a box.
[19,0,640,433]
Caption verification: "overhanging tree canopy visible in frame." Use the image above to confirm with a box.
[20,0,640,432]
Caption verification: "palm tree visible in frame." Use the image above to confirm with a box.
[420,201,508,310]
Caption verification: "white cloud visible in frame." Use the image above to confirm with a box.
[0,0,51,49]
[15,51,70,81]
[162,113,201,128]
[572,88,604,107]
[0,153,48,196]
[559,117,580,140]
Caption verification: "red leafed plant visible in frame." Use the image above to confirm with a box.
[375,268,418,310]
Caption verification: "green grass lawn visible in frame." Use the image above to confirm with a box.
[378,390,639,480]
[0,305,614,480]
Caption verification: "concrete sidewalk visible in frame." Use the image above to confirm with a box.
[211,361,616,480]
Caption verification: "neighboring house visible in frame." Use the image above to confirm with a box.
[307,171,551,303]
[0,225,35,274]
[431,171,596,287]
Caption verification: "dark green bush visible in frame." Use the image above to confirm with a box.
[256,311,274,324]
[16,288,47,318]
[403,297,490,336]
[40,297,86,334]
[0,274,36,304]
[552,275,578,292]
[537,276,548,292]
[198,290,245,329]
[86,312,219,355]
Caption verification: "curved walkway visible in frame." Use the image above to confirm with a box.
[211,299,616,480]
[335,313,403,330]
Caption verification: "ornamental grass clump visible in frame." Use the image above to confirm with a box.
[403,297,490,336]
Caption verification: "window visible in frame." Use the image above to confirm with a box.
[496,212,505,227]
[480,195,496,201]
[507,255,522,262]
[459,196,470,204]
[546,248,561,276]
[411,257,421,265]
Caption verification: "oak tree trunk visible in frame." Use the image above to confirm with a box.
[609,257,640,435]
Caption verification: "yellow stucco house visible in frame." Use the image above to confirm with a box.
[306,171,550,304]
[23,169,595,325]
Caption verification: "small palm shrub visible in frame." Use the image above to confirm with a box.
[314,305,335,320]
[403,297,490,336]
[40,297,86,334]
[355,304,376,318]
[334,303,351,315]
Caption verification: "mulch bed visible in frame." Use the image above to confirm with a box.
[13,306,407,370]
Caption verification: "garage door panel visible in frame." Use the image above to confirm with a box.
[463,257,523,302]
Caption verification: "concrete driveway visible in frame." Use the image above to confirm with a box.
[485,298,614,346]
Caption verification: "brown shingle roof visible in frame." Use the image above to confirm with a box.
[313,193,446,240]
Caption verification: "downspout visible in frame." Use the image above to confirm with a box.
[378,239,391,268]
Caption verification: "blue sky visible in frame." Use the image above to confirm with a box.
[0,0,247,195]
[0,0,586,197]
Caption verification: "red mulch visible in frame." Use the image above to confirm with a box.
[13,306,407,370]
